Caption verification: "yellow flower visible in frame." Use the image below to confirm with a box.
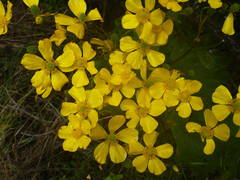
[62,41,97,87]
[222,13,235,36]
[186,109,230,155]
[0,1,12,35]
[176,78,204,118]
[120,36,165,69]
[91,115,138,164]
[23,0,39,8]
[149,68,181,107]
[94,65,142,106]
[121,88,166,133]
[58,114,92,152]
[122,0,165,41]
[55,0,103,39]
[50,24,67,46]
[158,0,182,12]
[90,38,114,52]
[129,131,173,175]
[21,38,74,98]
[61,86,103,128]
[212,85,240,126]
[207,0,222,9]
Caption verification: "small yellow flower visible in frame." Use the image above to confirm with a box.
[186,109,230,155]
[0,1,12,35]
[212,85,240,126]
[61,86,103,128]
[94,65,142,106]
[129,131,173,175]
[121,88,166,133]
[90,38,114,52]
[21,38,75,98]
[222,13,235,36]
[50,24,67,46]
[58,114,92,152]
[55,0,103,39]
[91,115,138,164]
[175,79,204,118]
[62,41,97,87]
[120,36,165,69]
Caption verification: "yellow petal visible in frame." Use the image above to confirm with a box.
[62,138,78,152]
[86,8,103,22]
[38,38,53,61]
[116,128,138,144]
[208,0,222,9]
[126,117,139,128]
[87,89,103,108]
[6,1,13,21]
[21,54,45,70]
[204,109,217,128]
[149,82,165,99]
[55,50,75,68]
[212,105,231,121]
[149,8,165,25]
[108,90,122,106]
[132,155,148,173]
[149,99,166,116]
[137,88,151,108]
[140,22,155,45]
[146,49,165,67]
[126,0,143,13]
[143,131,158,147]
[109,51,125,65]
[145,0,155,11]
[156,31,168,45]
[190,96,203,111]
[148,156,166,175]
[23,0,39,8]
[162,19,174,35]
[68,86,86,102]
[185,122,201,133]
[67,22,85,39]
[86,61,98,75]
[149,67,170,82]
[109,143,127,163]
[121,84,135,98]
[163,90,179,107]
[68,0,86,17]
[120,99,137,111]
[50,28,66,47]
[0,1,5,16]
[176,102,192,118]
[126,50,144,69]
[51,70,68,91]
[91,124,108,140]
[156,143,174,159]
[120,36,139,52]
[64,42,82,59]
[128,141,145,155]
[212,85,232,104]
[122,14,139,29]
[82,41,96,60]
[108,115,126,133]
[41,86,52,98]
[58,125,71,139]
[77,135,91,149]
[94,141,110,164]
[187,80,202,94]
[72,70,89,87]
[88,109,98,128]
[235,128,240,138]
[31,70,48,87]
[213,124,230,141]
[140,115,158,134]
[55,14,77,25]
[203,139,215,155]
[233,111,240,126]
[60,102,78,116]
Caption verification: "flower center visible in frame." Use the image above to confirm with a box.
[46,62,55,70]
[179,91,190,102]
[77,103,89,118]
[107,134,117,142]
[136,8,150,24]
[79,13,87,22]
[145,80,154,88]
[200,126,214,139]
[144,147,156,156]
[166,80,177,90]
[137,107,149,118]
[152,24,162,33]
[76,59,87,70]
[72,128,82,139]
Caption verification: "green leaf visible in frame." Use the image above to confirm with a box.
[230,3,240,13]
[26,45,38,54]
[104,173,123,180]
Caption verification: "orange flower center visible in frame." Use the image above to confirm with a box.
[200,126,214,139]
[72,128,82,139]
[136,8,150,24]
[137,107,149,118]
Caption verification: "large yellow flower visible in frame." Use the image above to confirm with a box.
[120,36,165,69]
[61,41,98,87]
[186,109,230,155]
[91,115,138,164]
[0,1,12,35]
[129,131,173,175]
[149,68,181,107]
[58,114,92,152]
[121,88,166,133]
[222,13,235,36]
[175,78,204,118]
[212,85,240,126]
[94,65,142,106]
[122,0,165,43]
[55,0,103,39]
[21,38,74,98]
[61,86,103,128]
